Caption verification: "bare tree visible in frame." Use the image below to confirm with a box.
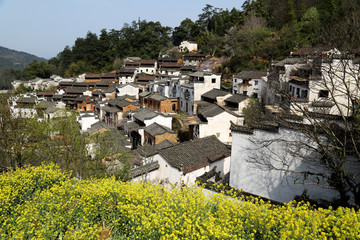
[243,51,360,207]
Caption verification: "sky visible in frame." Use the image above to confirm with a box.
[0,0,245,59]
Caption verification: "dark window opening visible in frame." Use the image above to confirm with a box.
[319,90,329,98]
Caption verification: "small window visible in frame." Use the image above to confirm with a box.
[212,78,216,83]
[319,90,329,98]
[254,80,258,86]
[301,90,308,98]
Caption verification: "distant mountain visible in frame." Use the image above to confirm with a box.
[0,46,46,71]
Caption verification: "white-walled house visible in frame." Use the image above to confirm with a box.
[179,72,221,116]
[150,135,231,185]
[229,122,343,204]
[179,41,198,52]
[266,48,360,117]
[126,108,173,146]
[118,68,136,84]
[77,111,100,132]
[116,83,141,99]
[233,70,267,100]
[190,103,240,144]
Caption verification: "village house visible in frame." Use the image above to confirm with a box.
[117,68,137,84]
[158,62,183,76]
[183,53,206,67]
[179,71,221,116]
[129,141,176,182]
[76,95,95,112]
[229,121,345,204]
[144,122,177,146]
[77,111,100,132]
[36,92,54,101]
[84,74,102,83]
[10,94,38,118]
[115,83,142,99]
[103,86,117,100]
[140,93,178,113]
[101,99,140,128]
[187,103,240,144]
[125,108,173,148]
[179,41,198,53]
[139,135,231,185]
[125,59,157,74]
[265,47,360,117]
[134,73,156,87]
[233,70,267,100]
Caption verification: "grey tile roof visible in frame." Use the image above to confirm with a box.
[116,100,132,108]
[52,94,63,100]
[181,83,194,89]
[149,94,167,101]
[197,104,225,118]
[273,58,306,67]
[16,96,36,104]
[139,91,151,97]
[104,87,116,94]
[144,123,175,137]
[130,161,160,179]
[133,108,159,122]
[118,95,137,101]
[159,135,231,174]
[224,94,248,104]
[85,121,115,133]
[311,100,335,108]
[234,70,267,80]
[155,140,176,149]
[102,106,121,113]
[118,83,141,89]
[202,88,231,100]
[65,87,87,94]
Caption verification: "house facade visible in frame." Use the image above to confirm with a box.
[233,70,267,100]
[229,122,343,203]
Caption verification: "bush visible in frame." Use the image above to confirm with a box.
[1,165,360,239]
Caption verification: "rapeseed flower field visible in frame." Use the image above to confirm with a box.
[1,164,359,239]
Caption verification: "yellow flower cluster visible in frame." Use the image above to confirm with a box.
[1,164,360,239]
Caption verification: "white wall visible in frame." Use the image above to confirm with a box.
[230,127,340,203]
[117,85,140,99]
[198,111,239,144]
[78,116,99,132]
[143,115,172,129]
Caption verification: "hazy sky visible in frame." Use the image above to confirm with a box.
[0,0,245,59]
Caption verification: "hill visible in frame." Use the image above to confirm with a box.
[0,46,46,71]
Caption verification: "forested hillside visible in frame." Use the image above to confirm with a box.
[5,0,360,80]
[0,46,46,71]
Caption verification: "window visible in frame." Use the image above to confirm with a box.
[319,90,329,98]
[289,85,292,92]
[212,78,216,83]
[254,80,258,86]
[296,88,300,96]
[301,90,308,98]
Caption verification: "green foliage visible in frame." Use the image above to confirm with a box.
[242,98,264,124]
[0,103,129,180]
[13,83,33,95]
[21,60,53,80]
[1,165,360,239]
[0,68,17,89]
